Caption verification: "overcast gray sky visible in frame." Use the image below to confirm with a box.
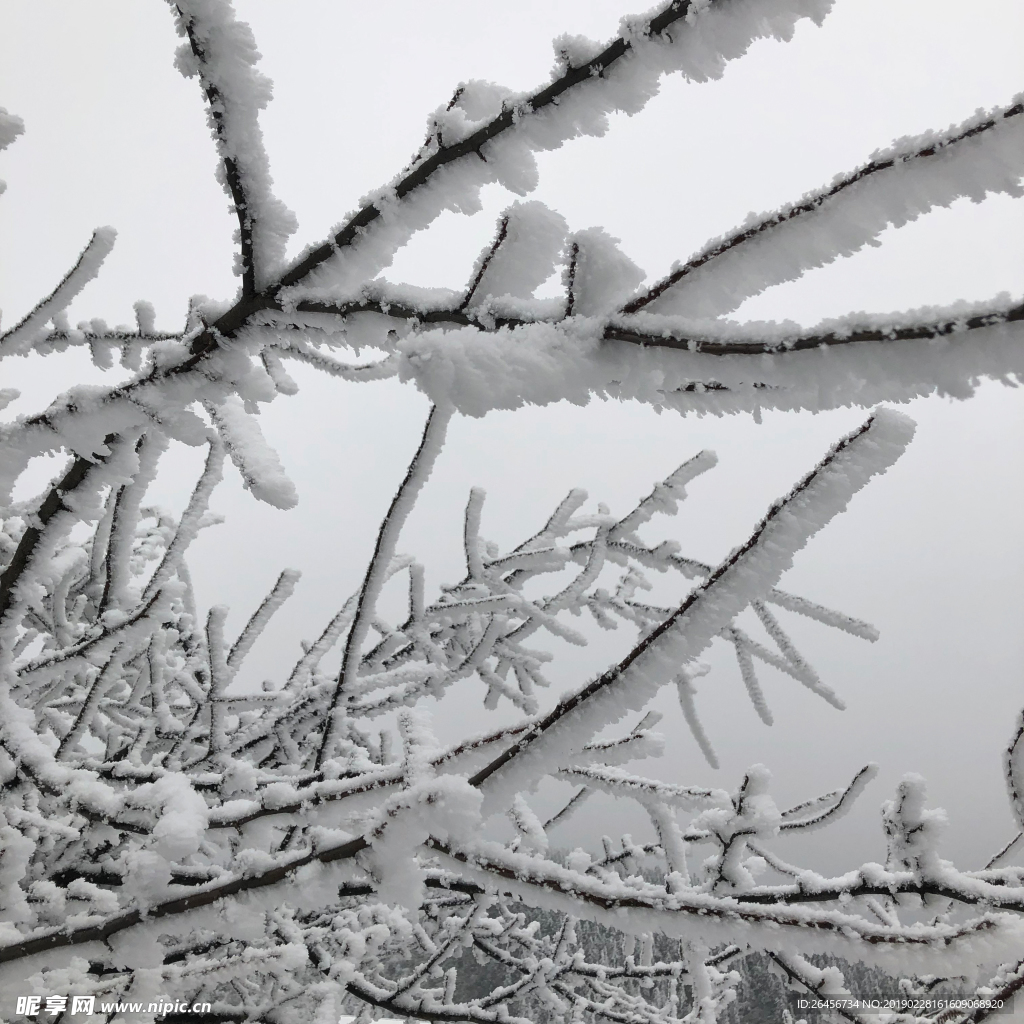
[2,0,1023,873]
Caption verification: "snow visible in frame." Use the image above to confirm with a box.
[432,834,1024,978]
[0,108,24,152]
[394,300,1024,417]
[281,0,834,309]
[0,107,24,201]
[0,228,117,358]
[169,0,297,291]
[464,202,568,306]
[642,97,1024,320]
[1,0,1021,1017]
[205,394,297,509]
[472,409,915,814]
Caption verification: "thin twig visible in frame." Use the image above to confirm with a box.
[316,403,452,768]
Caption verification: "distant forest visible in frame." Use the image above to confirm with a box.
[442,905,968,1024]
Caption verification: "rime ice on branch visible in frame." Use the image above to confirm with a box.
[1,0,1023,1022]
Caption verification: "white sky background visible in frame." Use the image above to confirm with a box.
[2,0,1024,874]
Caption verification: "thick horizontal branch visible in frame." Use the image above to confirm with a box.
[17,282,1016,509]
[285,294,1022,366]
[427,837,1001,949]
[735,879,1024,913]
[0,833,368,966]
[6,813,1011,967]
[293,298,530,332]
[604,301,1024,355]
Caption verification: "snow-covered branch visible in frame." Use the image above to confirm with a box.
[0,402,956,1024]
[605,296,1024,355]
[0,228,118,358]
[2,0,1022,1020]
[467,409,912,811]
[170,0,296,294]
[624,98,1024,318]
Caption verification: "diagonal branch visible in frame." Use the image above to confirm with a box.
[779,764,877,832]
[0,434,118,629]
[169,0,296,298]
[177,10,258,299]
[461,215,510,310]
[954,961,1024,1024]
[0,228,117,356]
[270,0,700,297]
[227,569,301,672]
[180,0,812,356]
[466,410,913,804]
[621,99,1024,316]
[764,952,867,1024]
[316,403,452,768]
